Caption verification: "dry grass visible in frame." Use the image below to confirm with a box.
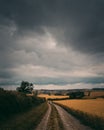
[38,94,69,100]
[54,99,104,118]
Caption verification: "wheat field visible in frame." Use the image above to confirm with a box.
[38,94,69,100]
[54,99,104,118]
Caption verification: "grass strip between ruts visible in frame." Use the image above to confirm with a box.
[46,104,64,130]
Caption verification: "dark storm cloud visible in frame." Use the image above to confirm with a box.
[33,77,104,85]
[0,69,14,79]
[0,0,104,53]
[0,0,104,88]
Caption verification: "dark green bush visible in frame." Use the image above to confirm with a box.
[0,89,45,123]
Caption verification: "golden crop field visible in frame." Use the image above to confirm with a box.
[38,94,69,100]
[54,99,104,118]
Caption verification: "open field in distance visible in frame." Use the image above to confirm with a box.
[54,99,104,118]
[38,94,69,100]
[84,91,104,99]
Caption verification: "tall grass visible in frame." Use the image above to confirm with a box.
[0,89,45,123]
[0,102,48,130]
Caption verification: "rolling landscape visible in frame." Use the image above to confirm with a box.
[0,0,104,130]
[0,86,104,130]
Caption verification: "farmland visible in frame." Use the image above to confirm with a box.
[38,92,104,129]
[54,98,104,129]
[38,94,69,100]
[1,89,104,130]
[54,99,104,118]
[84,90,104,99]
[38,92,104,117]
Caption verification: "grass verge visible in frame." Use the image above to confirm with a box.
[55,103,104,130]
[0,89,45,122]
[0,102,48,130]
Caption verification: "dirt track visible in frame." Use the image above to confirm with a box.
[54,104,93,130]
[35,103,51,130]
[35,102,93,130]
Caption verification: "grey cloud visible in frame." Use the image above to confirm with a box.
[33,77,104,85]
[0,70,14,79]
[0,0,104,53]
[0,0,104,87]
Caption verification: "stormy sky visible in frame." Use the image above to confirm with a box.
[0,0,104,90]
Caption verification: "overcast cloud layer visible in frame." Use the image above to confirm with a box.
[0,0,104,89]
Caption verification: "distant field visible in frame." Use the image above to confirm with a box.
[54,99,104,118]
[84,91,104,99]
[38,94,69,100]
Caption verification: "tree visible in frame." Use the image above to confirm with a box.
[69,91,85,99]
[16,81,33,94]
[0,87,4,92]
